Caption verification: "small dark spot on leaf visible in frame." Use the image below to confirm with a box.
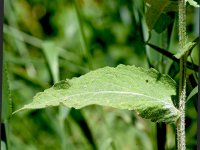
[59,101,65,106]
[146,80,148,83]
[53,80,70,90]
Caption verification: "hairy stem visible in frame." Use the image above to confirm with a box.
[177,0,187,150]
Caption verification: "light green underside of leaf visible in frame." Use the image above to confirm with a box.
[186,0,200,7]
[15,64,180,123]
[174,42,196,59]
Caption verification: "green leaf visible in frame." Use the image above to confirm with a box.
[100,138,114,150]
[186,0,200,7]
[186,86,198,103]
[42,41,60,83]
[69,109,97,149]
[154,13,173,33]
[14,65,179,123]
[174,42,196,59]
[2,62,12,122]
[145,0,178,31]
[164,1,178,12]
[1,141,7,150]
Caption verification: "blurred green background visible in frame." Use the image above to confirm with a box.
[2,0,199,149]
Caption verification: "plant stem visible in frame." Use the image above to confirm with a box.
[177,0,187,150]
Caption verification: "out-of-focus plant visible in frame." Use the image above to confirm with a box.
[3,0,198,149]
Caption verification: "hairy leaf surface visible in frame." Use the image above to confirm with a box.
[15,65,179,123]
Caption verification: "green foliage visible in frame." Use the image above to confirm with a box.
[15,65,179,123]
[186,86,198,103]
[145,0,178,32]
[42,41,60,83]
[174,42,196,59]
[3,0,198,149]
[186,0,200,7]
[154,13,174,33]
[1,141,7,150]
[2,62,12,122]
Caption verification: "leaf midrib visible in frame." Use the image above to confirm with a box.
[66,91,161,101]
[25,90,173,110]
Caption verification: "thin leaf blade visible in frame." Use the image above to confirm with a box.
[14,65,179,123]
[2,62,12,122]
[186,86,198,103]
[42,41,60,83]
